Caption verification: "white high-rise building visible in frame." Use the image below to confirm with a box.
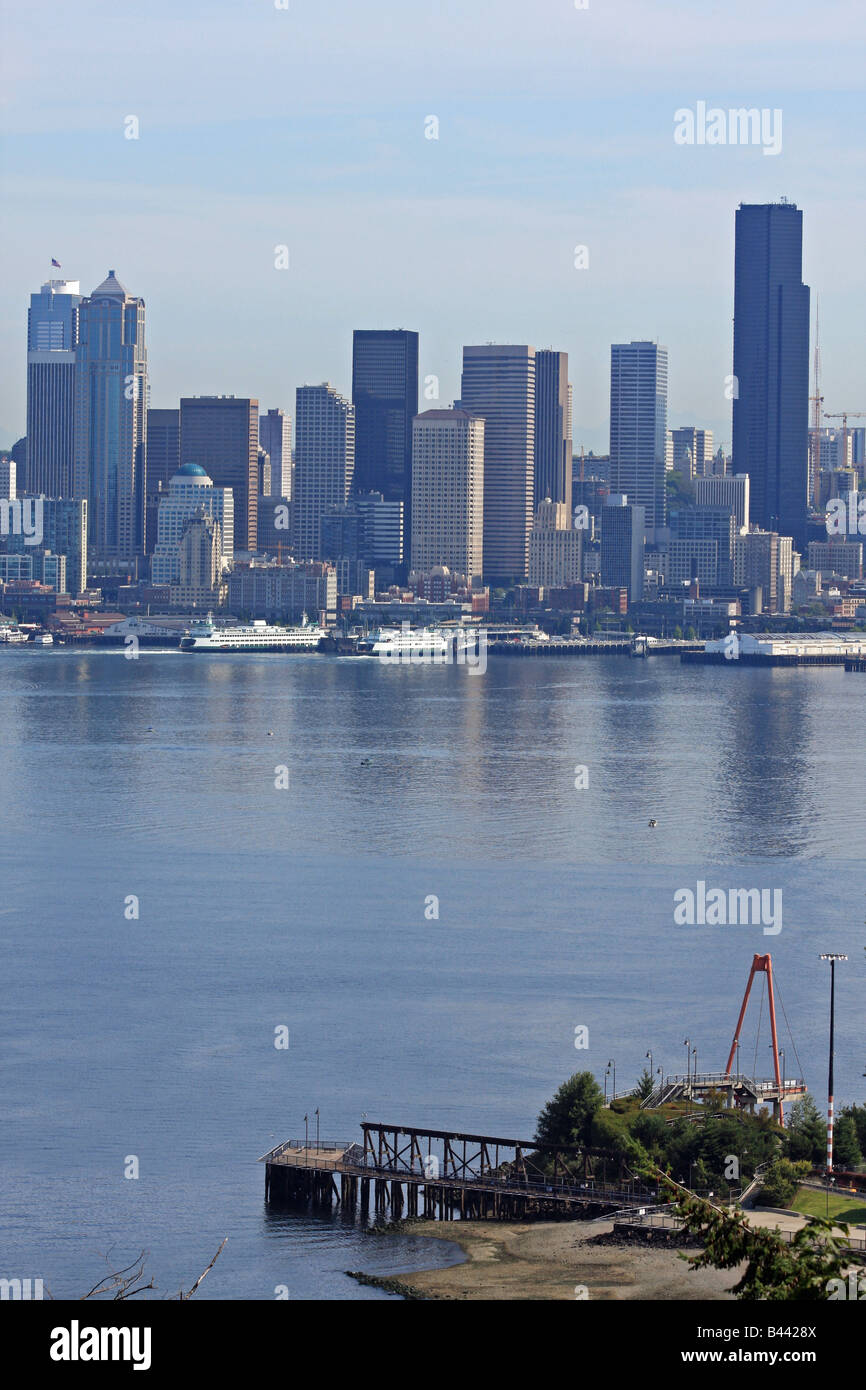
[293,384,355,561]
[0,457,15,499]
[460,344,535,582]
[411,409,484,583]
[695,472,750,530]
[259,408,292,498]
[151,463,234,585]
[671,426,714,480]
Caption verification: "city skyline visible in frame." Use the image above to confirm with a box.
[2,2,864,450]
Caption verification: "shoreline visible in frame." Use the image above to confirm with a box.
[353,1218,739,1301]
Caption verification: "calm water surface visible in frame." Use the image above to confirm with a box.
[0,649,863,1297]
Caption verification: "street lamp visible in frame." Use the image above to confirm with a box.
[608,1059,616,1100]
[819,954,848,1173]
[646,1049,654,1086]
[683,1039,692,1093]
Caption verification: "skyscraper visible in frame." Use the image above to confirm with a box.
[732,201,810,548]
[259,408,292,499]
[411,409,485,583]
[609,341,668,537]
[294,384,355,561]
[145,407,180,555]
[534,350,572,513]
[73,271,147,562]
[601,494,645,602]
[151,463,234,585]
[179,396,258,552]
[351,330,418,564]
[26,278,82,498]
[460,344,535,582]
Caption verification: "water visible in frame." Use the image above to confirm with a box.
[0,648,863,1298]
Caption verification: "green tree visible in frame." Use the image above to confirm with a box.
[535,1071,604,1148]
[786,1096,826,1165]
[661,1178,862,1300]
[833,1113,862,1167]
[841,1104,866,1158]
[632,1067,655,1101]
[757,1157,811,1207]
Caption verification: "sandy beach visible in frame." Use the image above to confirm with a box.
[368,1218,740,1300]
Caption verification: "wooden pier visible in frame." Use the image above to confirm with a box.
[260,1122,658,1221]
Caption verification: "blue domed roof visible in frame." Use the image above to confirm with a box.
[177,463,208,477]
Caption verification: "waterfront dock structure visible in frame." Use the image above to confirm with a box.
[260,1121,657,1221]
[686,631,866,666]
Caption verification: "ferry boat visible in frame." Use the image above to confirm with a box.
[356,626,484,662]
[180,614,325,653]
[32,632,54,646]
[0,623,28,644]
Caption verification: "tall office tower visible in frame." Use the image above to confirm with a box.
[145,407,180,554]
[534,350,572,512]
[73,272,147,561]
[460,344,535,582]
[528,500,583,588]
[354,492,403,571]
[670,426,714,481]
[258,448,271,497]
[259,408,292,499]
[179,396,258,552]
[732,202,810,548]
[733,529,792,613]
[174,509,226,608]
[695,472,750,530]
[609,341,668,538]
[600,494,645,602]
[411,409,485,583]
[2,496,87,595]
[351,330,418,563]
[294,384,355,561]
[26,278,82,498]
[151,463,234,585]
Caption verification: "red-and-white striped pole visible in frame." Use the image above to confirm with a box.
[819,954,847,1173]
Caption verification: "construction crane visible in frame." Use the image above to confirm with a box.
[823,412,866,478]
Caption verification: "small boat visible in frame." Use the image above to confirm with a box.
[32,632,54,646]
[0,624,28,644]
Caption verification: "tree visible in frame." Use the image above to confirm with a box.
[632,1067,655,1101]
[535,1071,603,1148]
[661,1178,863,1300]
[841,1103,866,1158]
[757,1157,810,1208]
[786,1096,826,1165]
[833,1113,862,1168]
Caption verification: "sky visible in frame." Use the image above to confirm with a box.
[1,0,864,453]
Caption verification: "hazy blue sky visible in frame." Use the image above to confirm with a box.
[1,0,864,451]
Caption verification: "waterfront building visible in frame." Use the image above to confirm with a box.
[351,329,418,564]
[73,271,147,562]
[411,409,484,584]
[460,344,535,582]
[609,341,668,537]
[0,550,66,592]
[732,202,810,548]
[227,559,337,623]
[733,529,794,613]
[26,278,82,498]
[670,505,737,585]
[294,384,355,562]
[180,396,258,553]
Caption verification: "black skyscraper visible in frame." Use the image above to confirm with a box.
[351,329,418,566]
[732,202,810,548]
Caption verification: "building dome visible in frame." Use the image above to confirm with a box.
[173,463,211,484]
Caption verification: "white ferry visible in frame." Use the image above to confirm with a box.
[0,623,28,644]
[32,631,54,646]
[180,614,325,653]
[356,626,484,661]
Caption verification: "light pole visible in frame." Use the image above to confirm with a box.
[819,954,847,1173]
[304,1113,309,1166]
[683,1039,692,1094]
[646,1049,654,1086]
[608,1059,616,1100]
[315,1107,320,1153]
